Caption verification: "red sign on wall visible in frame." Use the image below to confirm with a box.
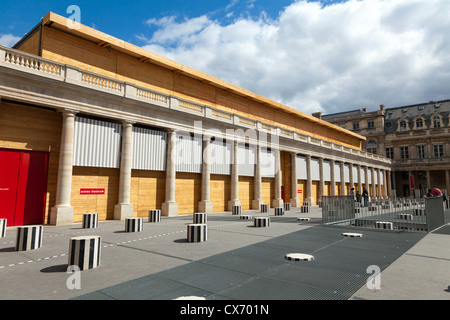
[409,175,415,189]
[80,188,105,195]
[298,190,303,194]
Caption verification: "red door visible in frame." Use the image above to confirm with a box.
[0,149,49,226]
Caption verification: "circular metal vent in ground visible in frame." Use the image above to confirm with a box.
[285,253,314,261]
[342,232,364,238]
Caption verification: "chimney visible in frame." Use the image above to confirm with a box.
[312,112,322,119]
[380,104,385,111]
[362,108,367,112]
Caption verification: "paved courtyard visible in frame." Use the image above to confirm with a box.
[0,207,449,301]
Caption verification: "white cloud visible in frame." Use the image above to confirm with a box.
[139,0,450,115]
[0,34,21,48]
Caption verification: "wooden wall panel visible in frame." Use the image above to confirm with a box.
[312,181,319,206]
[238,176,254,210]
[211,174,230,212]
[71,167,119,222]
[297,180,305,204]
[175,172,201,215]
[262,178,274,208]
[131,170,165,218]
[324,181,331,196]
[0,102,62,224]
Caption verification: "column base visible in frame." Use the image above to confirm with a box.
[290,198,301,207]
[50,206,74,226]
[198,200,213,213]
[272,199,284,208]
[114,204,134,220]
[252,199,264,210]
[306,197,314,206]
[162,201,178,217]
[228,200,241,211]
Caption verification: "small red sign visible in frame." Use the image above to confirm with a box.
[298,190,303,194]
[409,174,415,189]
[80,188,105,195]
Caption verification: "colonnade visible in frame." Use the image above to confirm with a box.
[50,116,392,225]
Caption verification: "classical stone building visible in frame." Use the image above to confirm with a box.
[320,100,450,198]
[0,12,391,227]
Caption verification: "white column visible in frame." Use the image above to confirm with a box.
[383,169,388,198]
[357,164,362,194]
[340,161,345,196]
[114,121,134,220]
[162,130,178,216]
[290,153,300,207]
[228,140,241,210]
[50,110,77,226]
[330,159,336,196]
[198,135,213,213]
[306,155,314,205]
[273,148,284,208]
[252,145,264,209]
[377,168,382,198]
[371,167,376,198]
[319,157,324,204]
[349,163,354,192]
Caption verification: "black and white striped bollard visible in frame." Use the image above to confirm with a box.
[187,224,207,242]
[68,236,101,271]
[254,217,270,227]
[260,204,269,213]
[125,218,144,232]
[15,225,43,251]
[274,207,284,216]
[284,203,291,211]
[193,213,207,224]
[82,213,98,229]
[0,219,6,238]
[232,206,241,215]
[375,221,393,230]
[148,209,161,223]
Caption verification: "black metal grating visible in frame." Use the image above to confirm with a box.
[74,224,425,300]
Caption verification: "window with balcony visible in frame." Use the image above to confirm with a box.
[366,140,377,154]
[416,145,425,159]
[400,146,409,160]
[386,147,394,159]
[433,144,444,158]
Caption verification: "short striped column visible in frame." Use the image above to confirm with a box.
[397,213,413,221]
[82,213,98,229]
[303,201,310,207]
[0,219,6,238]
[187,224,207,243]
[15,225,43,251]
[232,205,241,215]
[301,206,310,213]
[125,218,144,232]
[284,203,291,211]
[375,221,394,230]
[260,204,269,213]
[148,210,161,223]
[193,213,207,224]
[274,207,284,216]
[415,209,426,216]
[240,215,253,220]
[68,236,101,271]
[254,217,270,227]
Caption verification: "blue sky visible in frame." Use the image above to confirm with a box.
[1,0,449,115]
